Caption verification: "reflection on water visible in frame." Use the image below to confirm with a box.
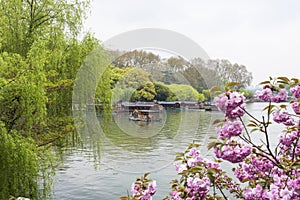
[113,110,168,138]
[53,109,223,199]
[52,102,290,199]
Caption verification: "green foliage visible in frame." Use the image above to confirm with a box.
[0,48,47,133]
[192,58,222,89]
[0,123,53,200]
[0,0,102,199]
[259,76,299,88]
[112,87,136,103]
[198,93,206,102]
[131,81,157,102]
[154,82,177,101]
[110,67,155,102]
[118,68,153,89]
[214,59,253,87]
[208,82,253,99]
[97,66,113,121]
[46,33,100,117]
[112,50,160,68]
[0,0,95,127]
[180,66,208,92]
[167,56,190,71]
[0,0,90,56]
[201,89,210,101]
[110,66,133,88]
[168,84,202,101]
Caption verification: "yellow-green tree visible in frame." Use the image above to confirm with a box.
[0,0,111,199]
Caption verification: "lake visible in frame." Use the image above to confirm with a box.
[52,102,283,199]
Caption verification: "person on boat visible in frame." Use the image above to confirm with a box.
[145,114,151,122]
[132,109,139,118]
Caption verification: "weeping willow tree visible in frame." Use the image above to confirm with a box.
[0,0,113,199]
[0,123,54,199]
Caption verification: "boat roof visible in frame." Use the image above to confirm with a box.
[138,110,158,113]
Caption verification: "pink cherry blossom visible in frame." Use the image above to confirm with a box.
[256,88,273,101]
[217,120,244,139]
[273,110,295,126]
[290,85,300,98]
[271,88,288,102]
[214,140,252,163]
[291,102,300,115]
[214,92,246,119]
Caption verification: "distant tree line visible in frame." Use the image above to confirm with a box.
[109,50,253,102]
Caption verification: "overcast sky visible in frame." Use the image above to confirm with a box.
[85,0,300,86]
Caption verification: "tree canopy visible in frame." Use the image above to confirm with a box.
[108,50,253,93]
[0,0,104,199]
[214,59,253,87]
[167,84,204,101]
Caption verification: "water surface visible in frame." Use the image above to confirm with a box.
[53,102,282,199]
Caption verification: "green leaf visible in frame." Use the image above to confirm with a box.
[207,141,217,150]
[250,128,260,133]
[212,119,224,125]
[241,178,250,183]
[263,104,275,112]
[207,168,219,174]
[249,120,258,126]
[259,80,270,85]
[210,85,222,93]
[277,80,288,85]
[247,123,257,127]
[280,104,287,109]
[226,82,241,87]
[207,172,215,183]
[277,76,290,83]
[291,78,299,85]
[176,152,185,157]
[174,157,183,161]
[143,173,150,179]
[278,84,285,88]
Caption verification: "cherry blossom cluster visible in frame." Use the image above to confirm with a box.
[234,155,274,182]
[291,85,300,98]
[172,147,212,199]
[214,140,252,163]
[237,81,300,200]
[213,91,252,163]
[256,87,288,102]
[214,91,246,119]
[273,110,296,126]
[291,101,300,115]
[238,167,300,199]
[212,79,300,199]
[124,78,300,200]
[171,146,243,200]
[216,120,243,139]
[279,130,300,157]
[186,176,211,198]
[171,147,212,199]
[129,174,157,200]
[290,85,300,115]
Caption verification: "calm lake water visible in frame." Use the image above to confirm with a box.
[52,102,284,199]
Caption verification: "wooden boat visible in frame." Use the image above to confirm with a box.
[203,102,218,111]
[129,109,162,122]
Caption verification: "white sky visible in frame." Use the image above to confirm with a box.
[84,0,300,86]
